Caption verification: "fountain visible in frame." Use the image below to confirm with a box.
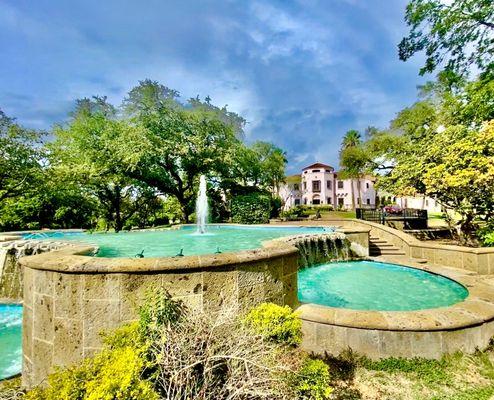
[196,175,209,234]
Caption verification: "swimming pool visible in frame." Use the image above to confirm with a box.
[25,225,333,258]
[0,304,22,380]
[298,260,468,311]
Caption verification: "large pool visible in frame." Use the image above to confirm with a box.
[298,260,468,311]
[24,225,331,258]
[0,304,22,380]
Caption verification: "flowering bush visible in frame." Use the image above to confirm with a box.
[243,303,302,346]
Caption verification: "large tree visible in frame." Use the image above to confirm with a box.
[0,109,44,202]
[119,102,240,222]
[399,0,494,77]
[50,108,152,232]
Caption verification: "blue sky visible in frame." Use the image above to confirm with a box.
[0,0,426,173]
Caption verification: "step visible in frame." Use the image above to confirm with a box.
[370,243,395,248]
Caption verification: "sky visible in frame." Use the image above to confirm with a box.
[0,0,427,173]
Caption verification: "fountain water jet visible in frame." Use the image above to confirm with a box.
[196,175,209,234]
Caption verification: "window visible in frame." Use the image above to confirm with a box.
[312,199,320,205]
[337,180,344,189]
[303,182,307,190]
[366,182,369,189]
[293,183,299,191]
[325,169,331,172]
[295,199,300,206]
[304,198,307,205]
[366,198,371,205]
[312,180,321,192]
[326,180,332,189]
[327,197,332,204]
[312,169,320,173]
[338,198,344,206]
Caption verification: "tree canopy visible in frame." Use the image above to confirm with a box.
[0,81,286,231]
[399,0,494,77]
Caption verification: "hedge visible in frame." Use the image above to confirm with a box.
[231,193,271,224]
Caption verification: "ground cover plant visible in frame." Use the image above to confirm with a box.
[2,299,494,399]
[13,294,332,400]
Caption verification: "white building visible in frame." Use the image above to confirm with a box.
[280,162,377,210]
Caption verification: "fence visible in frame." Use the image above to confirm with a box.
[356,208,428,227]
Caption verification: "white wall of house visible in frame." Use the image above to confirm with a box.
[395,196,443,214]
[280,163,376,210]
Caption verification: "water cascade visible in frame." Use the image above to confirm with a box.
[292,234,351,268]
[196,175,209,234]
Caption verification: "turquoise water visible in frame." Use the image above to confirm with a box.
[0,304,22,379]
[26,225,332,258]
[298,260,468,311]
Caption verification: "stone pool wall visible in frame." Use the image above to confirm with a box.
[19,228,369,388]
[0,240,70,301]
[299,260,494,360]
[346,220,494,274]
[20,244,302,387]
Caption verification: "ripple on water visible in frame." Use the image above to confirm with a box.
[0,304,22,380]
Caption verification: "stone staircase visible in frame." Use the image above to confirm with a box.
[369,235,406,257]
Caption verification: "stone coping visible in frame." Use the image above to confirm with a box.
[18,224,366,274]
[298,259,494,332]
[352,219,494,255]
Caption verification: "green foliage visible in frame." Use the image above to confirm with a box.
[478,222,494,247]
[137,290,186,339]
[399,0,494,77]
[25,347,158,400]
[0,109,44,203]
[243,303,302,346]
[270,196,282,218]
[359,356,449,385]
[231,193,271,224]
[292,358,333,400]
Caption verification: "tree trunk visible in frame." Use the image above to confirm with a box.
[114,187,123,233]
[350,179,356,211]
[357,178,362,208]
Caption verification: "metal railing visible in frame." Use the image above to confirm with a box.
[356,208,428,225]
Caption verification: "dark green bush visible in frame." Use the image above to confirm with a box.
[231,193,271,224]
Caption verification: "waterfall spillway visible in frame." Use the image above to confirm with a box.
[196,175,209,234]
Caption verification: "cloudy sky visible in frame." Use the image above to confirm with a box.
[0,0,426,173]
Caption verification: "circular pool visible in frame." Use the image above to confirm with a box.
[25,225,332,258]
[0,304,22,380]
[298,260,468,311]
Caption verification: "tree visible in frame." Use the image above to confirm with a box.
[399,0,494,77]
[0,109,44,202]
[119,102,240,222]
[50,109,151,232]
[339,130,363,210]
[341,129,361,149]
[420,121,494,242]
[122,79,180,116]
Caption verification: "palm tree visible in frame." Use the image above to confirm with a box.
[341,129,361,149]
[340,130,362,210]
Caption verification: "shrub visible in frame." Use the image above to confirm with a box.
[478,223,494,247]
[25,347,159,400]
[293,358,332,400]
[137,290,186,339]
[231,193,271,224]
[243,303,302,346]
[149,308,295,399]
